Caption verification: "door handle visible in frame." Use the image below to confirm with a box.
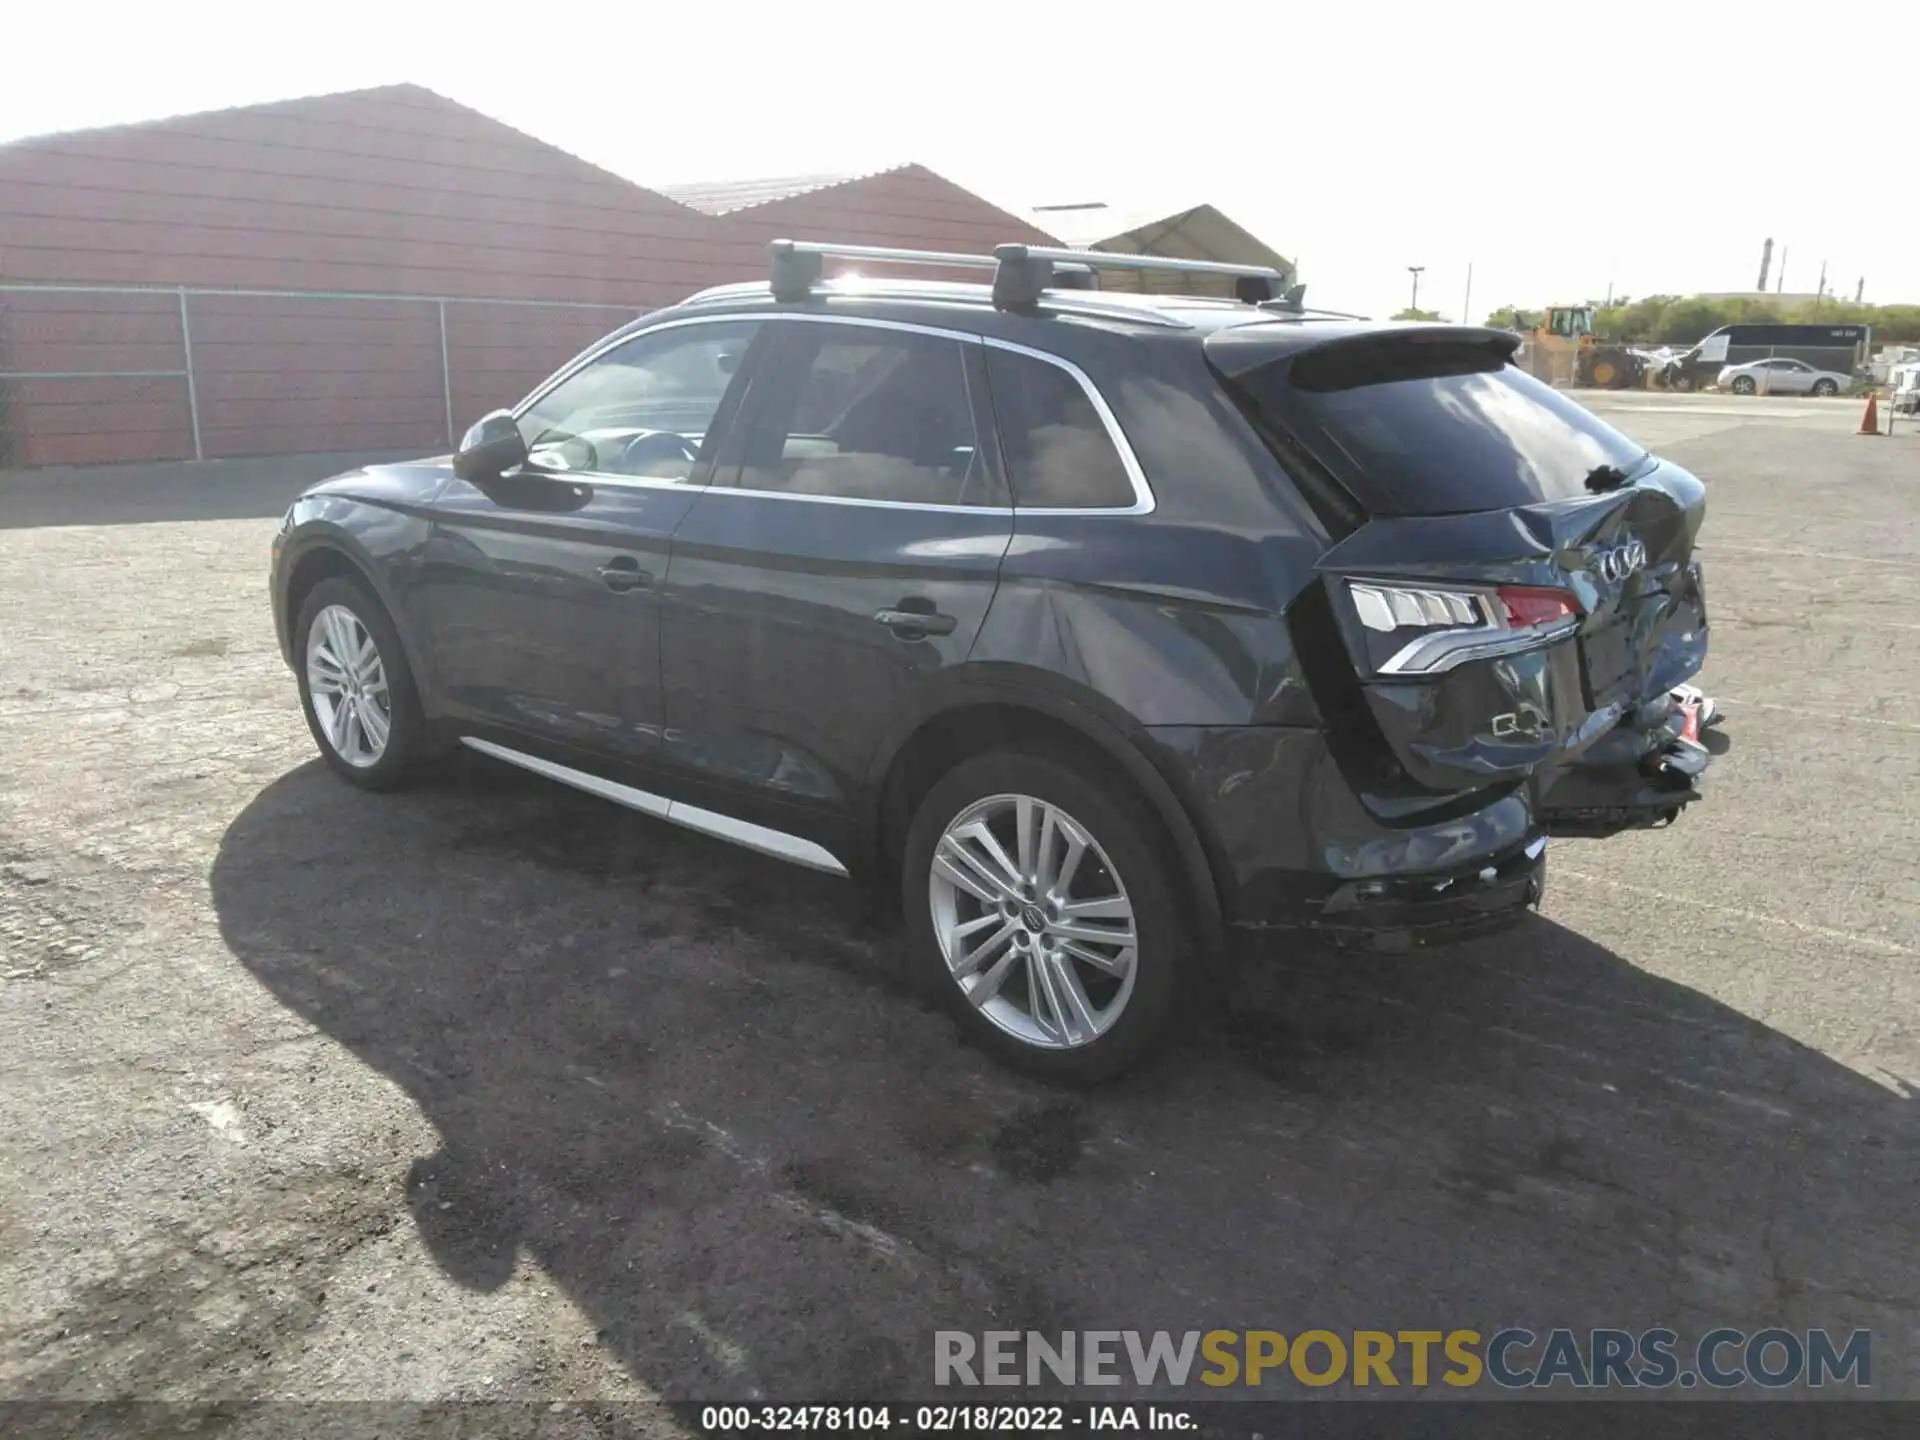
[596,558,652,593]
[875,607,957,638]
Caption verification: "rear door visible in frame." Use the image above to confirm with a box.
[658,316,1011,830]
[1211,325,1708,798]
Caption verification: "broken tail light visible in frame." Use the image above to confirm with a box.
[1347,580,1582,676]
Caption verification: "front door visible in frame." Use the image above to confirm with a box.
[418,319,762,767]
[659,318,1011,835]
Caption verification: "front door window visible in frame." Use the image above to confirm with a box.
[517,322,760,480]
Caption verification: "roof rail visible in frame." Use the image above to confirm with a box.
[766,238,1288,309]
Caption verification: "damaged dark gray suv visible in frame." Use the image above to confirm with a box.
[270,239,1719,1079]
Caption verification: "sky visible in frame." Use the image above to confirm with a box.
[3,0,1912,321]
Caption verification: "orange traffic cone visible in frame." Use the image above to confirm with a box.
[1858,393,1881,436]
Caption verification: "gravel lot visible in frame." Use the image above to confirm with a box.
[1,398,1915,1406]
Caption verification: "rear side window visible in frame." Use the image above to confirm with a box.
[985,348,1137,510]
[1233,342,1651,515]
[726,324,992,506]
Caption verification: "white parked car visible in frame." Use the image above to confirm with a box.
[1716,357,1850,397]
[1891,362,1920,416]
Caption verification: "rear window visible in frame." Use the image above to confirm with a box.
[1233,341,1651,515]
[985,347,1137,510]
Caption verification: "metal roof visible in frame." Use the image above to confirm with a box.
[1020,202,1293,292]
[658,171,873,216]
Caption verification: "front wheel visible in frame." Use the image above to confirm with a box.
[1811,379,1839,397]
[1671,372,1696,393]
[902,748,1185,1081]
[1731,376,1757,395]
[295,576,433,790]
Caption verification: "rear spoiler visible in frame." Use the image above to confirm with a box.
[1204,322,1522,380]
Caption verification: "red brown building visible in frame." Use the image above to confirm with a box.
[0,87,1058,468]
[660,165,1061,269]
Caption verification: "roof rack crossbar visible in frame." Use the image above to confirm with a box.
[771,239,1001,270]
[770,238,1001,301]
[993,244,1285,306]
[765,238,1288,309]
[996,244,1282,280]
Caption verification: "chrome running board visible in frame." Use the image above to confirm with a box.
[458,736,849,877]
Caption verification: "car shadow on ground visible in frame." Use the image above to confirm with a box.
[210,758,1918,1399]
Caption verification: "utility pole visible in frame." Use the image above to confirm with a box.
[1815,260,1827,314]
[1855,277,1864,303]
[1461,262,1473,327]
[1756,237,1774,292]
[1407,265,1425,312]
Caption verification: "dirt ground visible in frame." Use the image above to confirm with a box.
[1,399,1915,1409]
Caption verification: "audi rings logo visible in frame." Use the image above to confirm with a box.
[1591,539,1647,584]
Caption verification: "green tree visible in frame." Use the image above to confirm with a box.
[1647,297,1729,343]
[1483,305,1541,331]
[1593,295,1674,341]
[1392,307,1446,322]
[1488,294,1920,346]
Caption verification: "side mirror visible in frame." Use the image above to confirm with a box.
[452,410,529,482]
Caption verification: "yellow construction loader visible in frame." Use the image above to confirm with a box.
[1518,305,1646,390]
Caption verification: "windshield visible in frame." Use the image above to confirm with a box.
[1230,342,1652,516]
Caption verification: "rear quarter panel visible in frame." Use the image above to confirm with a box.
[970,328,1324,729]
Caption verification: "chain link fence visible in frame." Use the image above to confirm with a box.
[0,283,643,469]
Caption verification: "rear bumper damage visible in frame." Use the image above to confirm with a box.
[1538,682,1723,838]
[1218,683,1725,957]
[1290,834,1549,953]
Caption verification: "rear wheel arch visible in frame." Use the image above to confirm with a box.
[867,684,1226,957]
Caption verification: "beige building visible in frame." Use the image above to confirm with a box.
[1022,201,1292,297]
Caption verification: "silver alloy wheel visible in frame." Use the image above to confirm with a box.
[305,603,392,768]
[928,793,1138,1050]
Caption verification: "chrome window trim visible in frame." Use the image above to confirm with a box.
[514,470,713,497]
[718,486,1012,516]
[505,311,1154,518]
[522,469,1012,514]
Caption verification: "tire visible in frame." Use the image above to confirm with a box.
[1731,376,1756,395]
[294,576,433,791]
[1812,379,1838,398]
[902,747,1185,1082]
[1671,373,1696,393]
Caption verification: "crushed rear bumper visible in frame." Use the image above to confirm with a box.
[1234,835,1548,955]
[1539,683,1724,839]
